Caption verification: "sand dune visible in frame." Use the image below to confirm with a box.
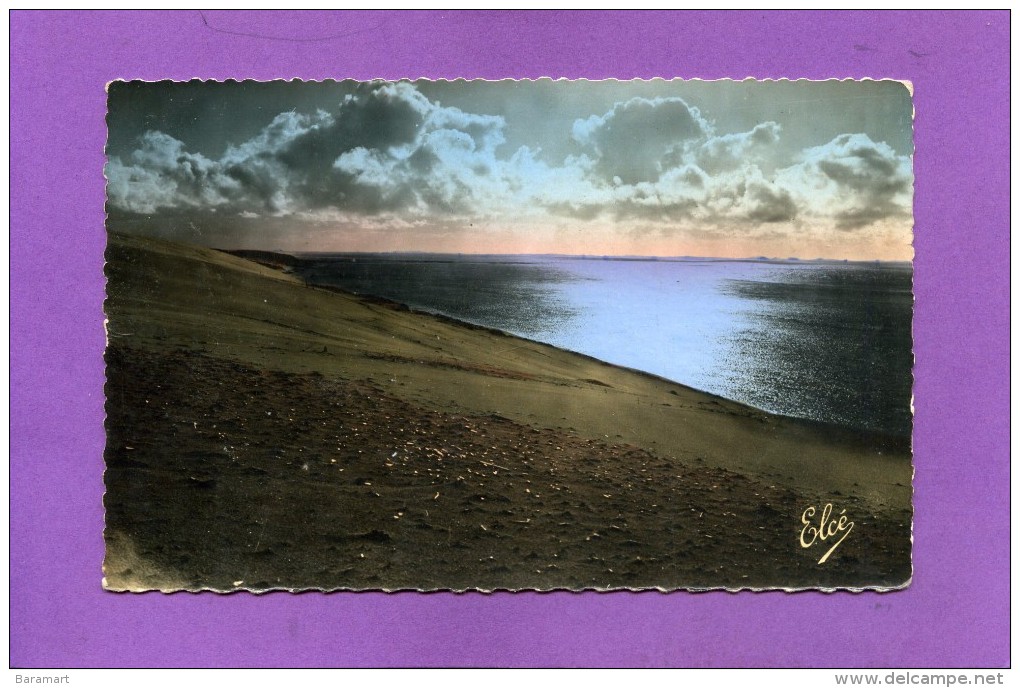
[103,232,912,591]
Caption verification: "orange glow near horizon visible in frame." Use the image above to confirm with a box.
[234,220,915,262]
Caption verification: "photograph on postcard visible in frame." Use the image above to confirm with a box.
[103,78,913,591]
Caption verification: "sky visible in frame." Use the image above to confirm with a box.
[106,79,914,259]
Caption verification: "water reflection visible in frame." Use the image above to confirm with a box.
[294,254,913,438]
[719,264,913,437]
[295,254,578,336]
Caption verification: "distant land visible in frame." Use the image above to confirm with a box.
[233,248,911,266]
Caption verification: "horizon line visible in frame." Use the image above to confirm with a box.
[233,247,913,264]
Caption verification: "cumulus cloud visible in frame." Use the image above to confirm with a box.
[572,96,711,184]
[107,83,910,237]
[776,133,913,230]
[552,105,791,226]
[107,131,248,214]
[693,121,781,174]
[107,82,511,218]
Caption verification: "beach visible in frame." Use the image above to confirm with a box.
[103,232,912,591]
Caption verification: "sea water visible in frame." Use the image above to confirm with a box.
[295,255,913,438]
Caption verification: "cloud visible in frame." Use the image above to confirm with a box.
[776,133,912,230]
[572,96,711,184]
[107,84,910,239]
[693,121,781,174]
[541,100,792,227]
[553,108,791,226]
[107,82,511,217]
[331,110,510,215]
[744,182,798,223]
[106,131,248,214]
[284,82,510,213]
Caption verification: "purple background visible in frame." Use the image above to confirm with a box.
[10,11,1009,668]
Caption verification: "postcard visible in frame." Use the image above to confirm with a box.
[102,78,914,592]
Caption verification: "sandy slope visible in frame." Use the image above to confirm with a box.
[103,232,912,591]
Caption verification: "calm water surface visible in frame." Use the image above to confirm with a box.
[295,255,912,438]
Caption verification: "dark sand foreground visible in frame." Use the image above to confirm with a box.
[103,233,912,591]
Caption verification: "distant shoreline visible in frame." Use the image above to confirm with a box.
[226,246,913,267]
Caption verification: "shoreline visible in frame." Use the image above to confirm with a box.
[225,246,911,454]
[308,282,911,455]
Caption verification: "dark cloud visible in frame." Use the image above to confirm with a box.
[562,105,791,226]
[107,82,509,218]
[745,183,798,223]
[107,131,249,213]
[695,122,781,174]
[778,133,912,230]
